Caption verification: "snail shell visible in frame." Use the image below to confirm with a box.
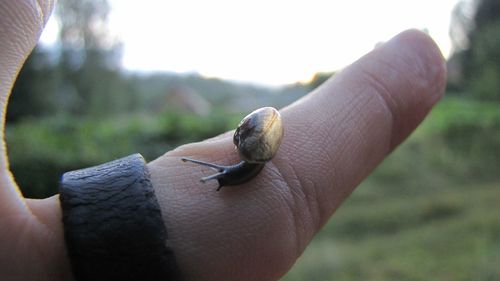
[233,107,284,163]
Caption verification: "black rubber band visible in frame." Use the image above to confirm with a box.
[59,154,182,281]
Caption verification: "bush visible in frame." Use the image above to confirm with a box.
[6,110,243,198]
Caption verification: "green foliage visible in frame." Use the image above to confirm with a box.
[7,47,59,122]
[418,97,500,180]
[57,0,112,50]
[6,110,243,198]
[7,0,128,119]
[157,109,243,144]
[467,22,500,101]
[450,0,500,101]
[307,72,335,90]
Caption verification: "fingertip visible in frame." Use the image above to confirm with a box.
[275,28,448,229]
[378,29,447,104]
[340,28,448,148]
[0,0,56,215]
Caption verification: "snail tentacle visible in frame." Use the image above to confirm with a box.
[181,157,226,171]
[200,173,225,183]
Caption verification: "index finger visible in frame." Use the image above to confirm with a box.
[149,29,447,281]
[277,29,447,228]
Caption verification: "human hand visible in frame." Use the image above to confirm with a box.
[148,30,446,280]
[0,0,446,280]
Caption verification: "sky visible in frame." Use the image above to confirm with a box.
[40,0,462,86]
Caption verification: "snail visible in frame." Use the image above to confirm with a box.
[181,107,284,191]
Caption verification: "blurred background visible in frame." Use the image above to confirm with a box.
[6,0,500,280]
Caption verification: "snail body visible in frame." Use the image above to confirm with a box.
[182,107,284,191]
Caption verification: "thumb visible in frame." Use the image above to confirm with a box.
[0,1,69,280]
[0,0,55,211]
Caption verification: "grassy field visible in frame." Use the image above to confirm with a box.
[282,97,500,281]
[283,180,500,281]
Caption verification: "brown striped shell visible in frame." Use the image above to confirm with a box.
[233,107,284,164]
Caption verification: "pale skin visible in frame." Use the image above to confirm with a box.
[0,1,447,280]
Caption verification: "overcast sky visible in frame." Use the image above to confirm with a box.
[41,0,461,86]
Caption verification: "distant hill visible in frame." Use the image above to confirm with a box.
[124,71,310,113]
